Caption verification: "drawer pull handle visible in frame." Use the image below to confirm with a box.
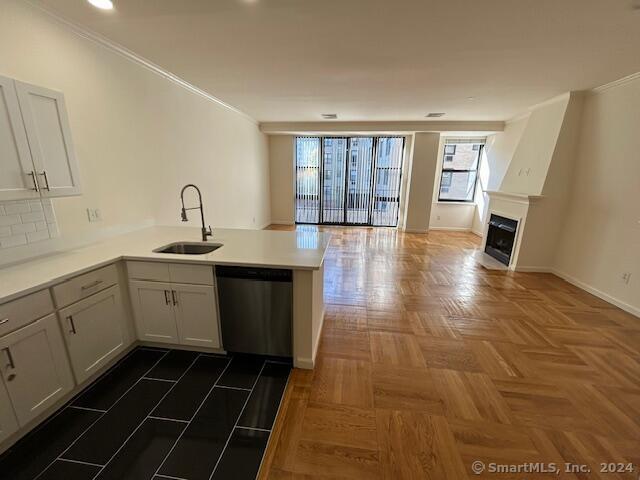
[164,290,171,305]
[68,315,77,334]
[171,290,178,306]
[0,318,8,325]
[81,280,104,291]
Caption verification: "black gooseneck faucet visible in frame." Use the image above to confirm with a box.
[180,184,212,241]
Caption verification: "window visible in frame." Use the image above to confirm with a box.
[437,139,484,202]
[295,136,405,226]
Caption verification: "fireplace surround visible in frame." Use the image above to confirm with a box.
[484,214,518,266]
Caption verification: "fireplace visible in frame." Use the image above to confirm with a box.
[485,214,518,266]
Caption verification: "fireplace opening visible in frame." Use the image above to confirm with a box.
[485,214,518,266]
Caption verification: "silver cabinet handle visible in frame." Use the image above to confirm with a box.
[81,280,104,291]
[3,348,16,382]
[39,170,51,191]
[68,315,77,334]
[0,318,8,326]
[28,171,40,192]
[171,290,178,306]
[164,290,171,305]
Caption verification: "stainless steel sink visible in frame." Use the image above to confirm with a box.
[153,242,222,255]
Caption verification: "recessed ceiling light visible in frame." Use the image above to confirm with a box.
[87,0,113,10]
[321,113,338,120]
[425,112,445,118]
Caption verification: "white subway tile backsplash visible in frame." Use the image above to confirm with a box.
[11,223,36,235]
[4,202,31,215]
[0,215,21,227]
[20,211,45,223]
[0,199,60,250]
[26,229,50,243]
[0,234,27,248]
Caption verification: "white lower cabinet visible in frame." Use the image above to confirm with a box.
[173,283,220,348]
[0,313,74,426]
[129,280,219,348]
[58,285,130,384]
[129,280,179,344]
[0,379,18,443]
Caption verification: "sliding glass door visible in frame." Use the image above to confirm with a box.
[295,136,404,226]
[295,137,320,224]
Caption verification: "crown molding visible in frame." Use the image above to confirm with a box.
[591,71,640,94]
[23,0,258,125]
[260,120,504,135]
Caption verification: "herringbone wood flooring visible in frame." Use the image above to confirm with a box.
[260,226,640,479]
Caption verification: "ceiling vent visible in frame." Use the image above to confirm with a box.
[321,113,338,119]
[425,112,445,118]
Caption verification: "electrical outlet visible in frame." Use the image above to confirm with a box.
[86,208,102,223]
[622,272,631,284]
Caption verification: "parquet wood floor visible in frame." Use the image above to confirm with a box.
[260,226,640,479]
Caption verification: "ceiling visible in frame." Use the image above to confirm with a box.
[34,0,640,122]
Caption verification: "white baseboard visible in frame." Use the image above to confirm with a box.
[428,226,472,232]
[551,268,640,318]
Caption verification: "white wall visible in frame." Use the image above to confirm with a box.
[0,0,269,265]
[268,135,295,224]
[555,78,640,315]
[499,94,570,195]
[403,133,440,232]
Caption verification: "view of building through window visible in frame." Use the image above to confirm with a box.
[295,136,404,226]
[438,139,484,202]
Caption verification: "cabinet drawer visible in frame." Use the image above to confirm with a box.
[127,261,170,282]
[0,289,54,337]
[169,264,214,286]
[127,261,213,285]
[52,264,118,308]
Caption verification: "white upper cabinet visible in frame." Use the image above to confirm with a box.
[0,75,39,201]
[15,81,82,197]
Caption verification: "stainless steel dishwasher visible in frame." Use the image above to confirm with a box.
[215,266,293,357]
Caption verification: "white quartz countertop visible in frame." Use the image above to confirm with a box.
[0,226,332,303]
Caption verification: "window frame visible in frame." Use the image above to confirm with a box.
[437,141,483,203]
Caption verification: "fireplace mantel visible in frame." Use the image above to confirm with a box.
[484,190,543,205]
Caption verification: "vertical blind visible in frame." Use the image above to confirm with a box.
[295,136,405,227]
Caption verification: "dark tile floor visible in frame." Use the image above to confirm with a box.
[0,347,291,480]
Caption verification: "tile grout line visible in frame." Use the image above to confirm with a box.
[208,360,267,480]
[151,356,234,479]
[57,457,105,468]
[155,474,190,480]
[142,376,178,383]
[85,353,205,480]
[33,349,172,480]
[253,366,292,479]
[235,425,271,433]
[148,415,189,424]
[214,384,251,391]
[67,405,107,413]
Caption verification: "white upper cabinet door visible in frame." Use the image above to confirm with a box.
[0,378,18,444]
[173,283,220,349]
[0,75,39,201]
[15,81,81,197]
[129,280,179,344]
[58,285,131,384]
[0,313,74,426]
